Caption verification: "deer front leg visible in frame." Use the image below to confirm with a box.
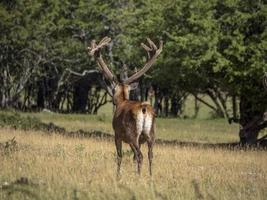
[115,137,122,176]
[147,139,154,176]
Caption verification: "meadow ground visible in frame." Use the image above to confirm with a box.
[18,100,265,143]
[21,111,240,143]
[0,128,267,200]
[1,100,267,200]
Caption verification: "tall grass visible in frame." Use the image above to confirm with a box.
[1,129,266,200]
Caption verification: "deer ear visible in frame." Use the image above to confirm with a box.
[129,82,139,91]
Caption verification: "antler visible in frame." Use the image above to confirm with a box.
[87,37,116,83]
[123,38,163,84]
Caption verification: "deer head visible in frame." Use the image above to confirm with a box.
[87,37,163,105]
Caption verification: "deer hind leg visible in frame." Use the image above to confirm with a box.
[115,137,122,176]
[147,139,154,176]
[130,142,143,175]
[130,145,137,162]
[131,142,142,162]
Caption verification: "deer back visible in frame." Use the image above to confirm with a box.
[113,100,155,143]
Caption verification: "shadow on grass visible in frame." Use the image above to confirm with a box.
[1,177,40,200]
[1,112,266,150]
[28,121,267,151]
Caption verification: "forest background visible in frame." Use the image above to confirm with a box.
[1,0,267,143]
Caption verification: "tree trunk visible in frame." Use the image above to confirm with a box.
[129,85,140,101]
[239,83,267,144]
[193,96,200,119]
[51,92,63,111]
[153,86,162,116]
[163,96,169,117]
[170,95,179,117]
[37,80,45,109]
[206,89,225,118]
[72,80,90,113]
[140,79,146,102]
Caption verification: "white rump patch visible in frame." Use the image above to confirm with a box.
[136,110,153,139]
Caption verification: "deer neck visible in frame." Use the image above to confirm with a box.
[113,84,130,105]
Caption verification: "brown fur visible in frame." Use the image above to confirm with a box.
[88,37,162,176]
[112,84,155,175]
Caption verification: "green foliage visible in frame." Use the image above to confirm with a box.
[0,112,67,133]
[0,112,43,130]
[0,0,266,138]
[1,0,266,89]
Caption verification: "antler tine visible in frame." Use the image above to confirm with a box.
[141,43,151,59]
[87,37,116,83]
[96,55,116,83]
[147,38,157,50]
[123,39,163,84]
[88,37,111,56]
[99,36,111,45]
[141,43,152,52]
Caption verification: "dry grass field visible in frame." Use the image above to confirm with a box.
[1,128,267,200]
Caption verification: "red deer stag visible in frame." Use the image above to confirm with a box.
[88,37,163,175]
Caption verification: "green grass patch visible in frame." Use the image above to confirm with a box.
[0,112,43,131]
[11,110,239,143]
